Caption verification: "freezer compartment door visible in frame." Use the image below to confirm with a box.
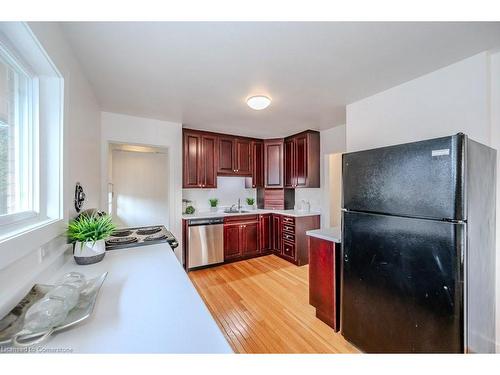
[341,211,464,353]
[342,134,465,220]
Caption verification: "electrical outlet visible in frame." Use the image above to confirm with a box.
[38,246,46,263]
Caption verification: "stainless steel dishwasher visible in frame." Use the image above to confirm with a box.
[187,218,224,269]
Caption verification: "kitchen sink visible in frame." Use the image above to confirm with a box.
[223,209,252,214]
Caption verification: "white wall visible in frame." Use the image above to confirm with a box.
[490,51,500,352]
[347,53,491,152]
[111,149,169,228]
[0,22,101,318]
[100,111,183,260]
[29,22,102,216]
[346,51,500,351]
[318,125,347,228]
[183,177,256,213]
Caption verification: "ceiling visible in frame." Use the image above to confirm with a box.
[61,22,500,138]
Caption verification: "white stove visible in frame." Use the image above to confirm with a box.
[105,225,178,250]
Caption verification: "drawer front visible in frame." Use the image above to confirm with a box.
[282,232,295,242]
[282,216,295,225]
[224,215,259,223]
[282,240,295,259]
[264,200,285,209]
[282,224,295,234]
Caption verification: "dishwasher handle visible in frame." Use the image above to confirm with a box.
[188,218,224,226]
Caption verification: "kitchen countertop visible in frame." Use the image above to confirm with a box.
[306,227,341,243]
[182,208,321,220]
[31,243,233,353]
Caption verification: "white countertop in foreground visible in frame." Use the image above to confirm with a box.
[306,227,341,243]
[182,208,321,220]
[37,243,232,353]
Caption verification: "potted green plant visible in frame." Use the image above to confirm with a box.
[67,213,116,265]
[209,198,219,212]
[246,197,255,210]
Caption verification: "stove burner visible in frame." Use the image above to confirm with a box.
[143,234,168,242]
[136,227,162,235]
[112,230,133,237]
[106,237,138,245]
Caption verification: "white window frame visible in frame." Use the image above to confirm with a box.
[0,40,38,227]
[0,23,64,269]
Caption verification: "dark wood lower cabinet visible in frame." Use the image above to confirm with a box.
[224,223,243,260]
[275,214,320,266]
[260,214,272,251]
[188,213,320,268]
[241,221,259,256]
[308,236,340,331]
[223,215,261,262]
[272,214,282,254]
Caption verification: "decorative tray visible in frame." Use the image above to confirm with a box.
[0,272,107,347]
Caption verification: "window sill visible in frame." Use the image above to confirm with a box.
[0,217,65,270]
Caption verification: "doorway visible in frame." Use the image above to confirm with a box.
[108,143,169,228]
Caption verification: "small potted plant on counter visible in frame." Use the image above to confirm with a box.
[209,198,219,212]
[246,197,255,210]
[67,213,116,265]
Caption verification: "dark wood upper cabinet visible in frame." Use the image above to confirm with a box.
[235,138,252,175]
[183,130,218,188]
[284,130,320,188]
[250,141,264,188]
[218,136,235,174]
[183,128,319,190]
[183,131,201,188]
[201,134,218,188]
[284,138,295,188]
[264,139,284,188]
[218,136,252,176]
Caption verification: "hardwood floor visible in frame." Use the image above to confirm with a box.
[189,254,358,353]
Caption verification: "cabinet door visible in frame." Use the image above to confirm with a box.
[224,224,241,260]
[272,215,282,253]
[309,236,337,330]
[183,131,201,188]
[294,134,308,187]
[251,141,264,188]
[218,136,235,174]
[241,222,259,255]
[260,214,272,251]
[284,138,295,188]
[282,240,296,260]
[264,139,283,188]
[201,135,218,188]
[235,139,252,175]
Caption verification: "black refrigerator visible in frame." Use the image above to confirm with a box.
[341,133,496,353]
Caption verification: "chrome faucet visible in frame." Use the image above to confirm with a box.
[228,199,242,213]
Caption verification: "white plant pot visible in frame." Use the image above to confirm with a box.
[73,239,106,265]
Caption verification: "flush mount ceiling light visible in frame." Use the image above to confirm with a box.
[246,95,271,110]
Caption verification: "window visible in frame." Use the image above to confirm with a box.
[0,46,36,225]
[0,23,63,268]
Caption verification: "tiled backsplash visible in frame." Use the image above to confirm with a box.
[294,188,322,212]
[183,176,321,214]
[183,177,257,212]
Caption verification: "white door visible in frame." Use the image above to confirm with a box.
[111,149,169,228]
